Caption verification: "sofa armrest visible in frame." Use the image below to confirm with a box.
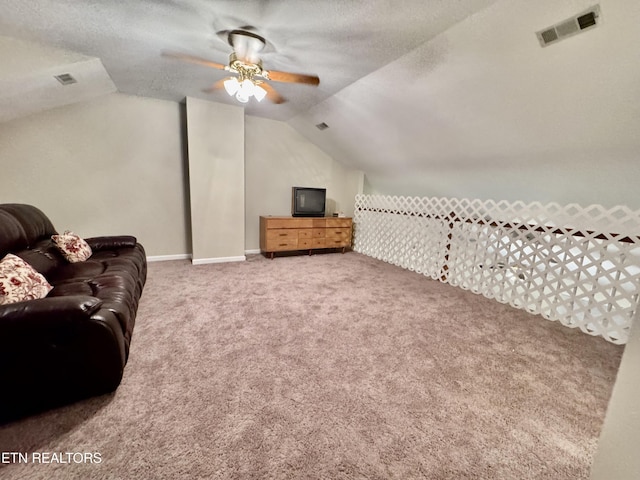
[0,296,127,421]
[85,235,137,251]
[0,296,103,331]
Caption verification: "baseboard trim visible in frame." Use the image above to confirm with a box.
[147,254,192,262]
[192,255,246,265]
[244,249,261,255]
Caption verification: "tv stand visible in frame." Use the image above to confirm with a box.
[260,216,353,259]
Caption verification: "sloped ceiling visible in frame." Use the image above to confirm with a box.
[0,0,497,122]
[1,0,639,201]
[0,36,116,122]
[289,0,640,175]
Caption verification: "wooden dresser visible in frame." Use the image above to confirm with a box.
[260,216,353,259]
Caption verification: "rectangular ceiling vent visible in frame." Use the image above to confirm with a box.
[315,122,329,131]
[54,73,77,85]
[536,5,601,47]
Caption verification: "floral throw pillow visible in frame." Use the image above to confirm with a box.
[0,254,53,305]
[51,230,93,263]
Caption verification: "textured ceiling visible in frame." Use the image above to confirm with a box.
[1,0,639,194]
[288,0,640,177]
[0,0,497,121]
[0,36,116,122]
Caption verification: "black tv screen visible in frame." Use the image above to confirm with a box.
[292,187,326,217]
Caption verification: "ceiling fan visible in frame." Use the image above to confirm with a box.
[162,30,320,104]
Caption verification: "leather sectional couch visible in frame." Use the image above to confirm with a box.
[0,204,146,422]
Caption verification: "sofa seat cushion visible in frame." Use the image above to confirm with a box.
[14,239,67,277]
[47,246,144,282]
[46,244,146,345]
[48,259,107,284]
[90,245,147,277]
[48,275,138,343]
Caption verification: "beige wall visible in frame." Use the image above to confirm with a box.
[0,92,189,257]
[186,97,245,263]
[244,115,363,252]
[1,94,362,259]
[362,152,640,210]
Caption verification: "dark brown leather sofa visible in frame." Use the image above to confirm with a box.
[0,204,146,423]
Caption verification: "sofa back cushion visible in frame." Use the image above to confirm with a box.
[0,205,64,276]
[0,204,57,258]
[0,209,29,257]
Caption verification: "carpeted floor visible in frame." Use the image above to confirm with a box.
[0,252,623,479]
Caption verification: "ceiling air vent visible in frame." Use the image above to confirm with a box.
[536,5,601,47]
[315,122,329,131]
[54,73,77,85]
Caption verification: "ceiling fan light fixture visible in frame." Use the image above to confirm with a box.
[253,84,267,102]
[224,77,267,103]
[223,77,240,95]
[239,79,255,97]
[235,92,250,103]
[163,31,320,106]
[223,77,240,96]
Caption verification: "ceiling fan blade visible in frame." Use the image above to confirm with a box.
[202,78,229,94]
[161,51,227,70]
[260,82,286,104]
[266,70,320,86]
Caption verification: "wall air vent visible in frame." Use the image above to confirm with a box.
[536,5,601,47]
[315,122,329,131]
[54,73,77,85]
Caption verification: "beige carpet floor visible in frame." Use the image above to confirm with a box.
[0,252,623,479]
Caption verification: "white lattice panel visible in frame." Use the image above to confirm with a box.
[354,195,640,344]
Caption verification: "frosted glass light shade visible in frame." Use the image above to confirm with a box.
[253,85,267,102]
[224,77,265,103]
[235,92,249,103]
[239,79,255,97]
[223,77,240,96]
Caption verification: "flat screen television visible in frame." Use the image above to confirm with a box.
[292,187,326,217]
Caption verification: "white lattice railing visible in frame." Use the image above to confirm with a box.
[353,195,640,344]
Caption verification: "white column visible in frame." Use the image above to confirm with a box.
[186,97,245,264]
[590,308,640,479]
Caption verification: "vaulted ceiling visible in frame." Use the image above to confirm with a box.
[1,0,639,196]
[0,0,497,121]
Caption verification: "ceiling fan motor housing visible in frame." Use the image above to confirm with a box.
[162,28,318,105]
[227,29,266,63]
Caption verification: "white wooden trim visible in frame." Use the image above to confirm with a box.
[147,254,192,262]
[244,249,261,255]
[192,255,246,265]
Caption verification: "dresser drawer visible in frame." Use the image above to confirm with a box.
[266,229,299,250]
[312,228,325,238]
[267,229,298,240]
[267,237,299,251]
[326,237,350,248]
[298,238,313,248]
[326,218,352,228]
[326,228,351,239]
[264,217,313,229]
[312,238,326,248]
[298,229,312,239]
